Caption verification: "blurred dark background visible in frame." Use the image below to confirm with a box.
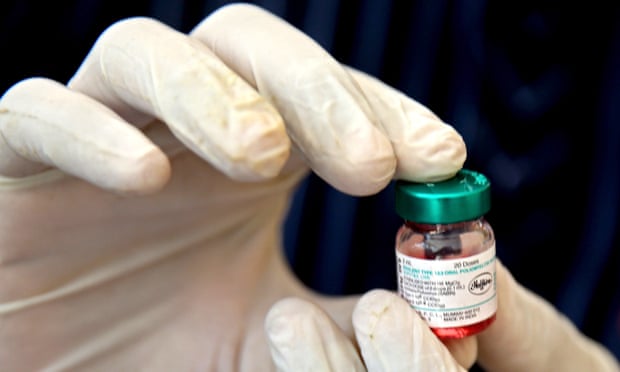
[3,0,620,366]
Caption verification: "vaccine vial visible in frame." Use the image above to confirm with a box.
[395,169,497,339]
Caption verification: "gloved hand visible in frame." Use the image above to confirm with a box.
[266,260,620,371]
[0,3,465,370]
[0,3,616,371]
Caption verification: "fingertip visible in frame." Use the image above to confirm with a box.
[352,289,405,334]
[114,147,172,195]
[353,289,467,371]
[264,297,303,348]
[225,104,291,181]
[394,118,467,183]
[314,129,396,197]
[265,297,312,327]
[442,337,479,370]
[347,67,468,183]
[80,145,171,195]
[353,289,399,314]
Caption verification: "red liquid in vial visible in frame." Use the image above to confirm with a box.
[396,221,496,339]
[432,314,496,338]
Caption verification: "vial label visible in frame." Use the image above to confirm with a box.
[396,245,497,328]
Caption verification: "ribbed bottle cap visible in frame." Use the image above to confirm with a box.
[395,169,491,224]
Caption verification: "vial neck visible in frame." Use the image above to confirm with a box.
[404,218,483,233]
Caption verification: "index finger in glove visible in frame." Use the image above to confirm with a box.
[68,16,290,182]
[346,68,466,182]
[192,4,397,195]
[192,4,466,194]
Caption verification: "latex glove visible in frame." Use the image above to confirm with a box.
[266,260,620,371]
[475,260,619,372]
[265,290,476,371]
[1,4,614,372]
[0,4,465,371]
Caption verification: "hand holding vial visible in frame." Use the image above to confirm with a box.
[0,3,617,371]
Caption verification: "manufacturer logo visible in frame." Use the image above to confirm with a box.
[468,272,493,295]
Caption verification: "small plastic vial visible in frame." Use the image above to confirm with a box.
[394,169,497,339]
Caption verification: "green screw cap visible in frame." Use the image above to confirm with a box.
[395,169,491,224]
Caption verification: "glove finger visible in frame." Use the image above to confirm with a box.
[265,297,365,372]
[477,260,619,372]
[353,289,468,372]
[0,77,170,193]
[347,67,466,182]
[69,16,290,182]
[192,3,397,196]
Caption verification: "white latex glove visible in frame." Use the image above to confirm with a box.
[0,3,616,371]
[0,4,465,371]
[266,260,620,372]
